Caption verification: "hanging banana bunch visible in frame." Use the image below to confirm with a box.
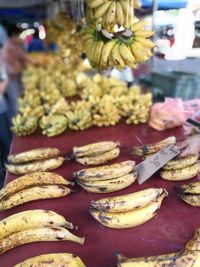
[84,0,154,70]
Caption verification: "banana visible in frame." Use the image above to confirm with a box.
[134,30,154,38]
[90,189,167,228]
[105,1,116,28]
[94,40,104,67]
[0,227,84,255]
[89,0,109,9]
[132,136,176,156]
[74,160,135,181]
[178,181,200,194]
[91,188,165,212]
[73,140,119,158]
[0,185,71,210]
[163,155,198,170]
[94,1,111,19]
[0,172,72,200]
[180,194,200,207]
[112,42,126,70]
[77,172,136,193]
[0,209,76,239]
[75,146,120,165]
[14,253,86,267]
[131,20,148,31]
[135,37,155,48]
[160,162,200,181]
[130,42,149,62]
[116,1,124,26]
[119,43,136,68]
[5,157,65,174]
[99,39,116,70]
[8,147,60,164]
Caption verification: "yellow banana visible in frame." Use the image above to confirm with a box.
[89,0,109,9]
[132,136,176,156]
[90,189,167,228]
[131,20,148,31]
[86,39,97,68]
[135,37,155,48]
[112,42,126,70]
[14,253,86,267]
[105,1,116,28]
[0,185,71,210]
[73,140,119,158]
[180,194,200,207]
[91,188,165,212]
[116,1,124,26]
[5,157,65,174]
[160,163,200,181]
[0,227,84,255]
[94,40,104,67]
[74,160,135,181]
[163,155,198,170]
[0,171,72,200]
[94,1,111,19]
[179,181,200,194]
[130,42,149,62]
[8,147,60,164]
[0,209,76,239]
[134,30,154,38]
[75,146,120,165]
[77,172,136,193]
[99,39,116,70]
[119,43,137,68]
[119,0,133,27]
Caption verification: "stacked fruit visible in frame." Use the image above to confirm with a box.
[0,209,84,255]
[0,172,73,210]
[178,181,200,207]
[117,227,200,266]
[11,114,38,137]
[15,253,86,267]
[90,188,168,228]
[74,160,136,193]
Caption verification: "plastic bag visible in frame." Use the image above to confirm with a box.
[149,98,195,131]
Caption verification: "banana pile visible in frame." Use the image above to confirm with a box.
[15,253,86,267]
[117,227,200,266]
[6,147,65,174]
[73,141,120,165]
[179,181,200,207]
[90,188,168,228]
[0,209,84,255]
[0,172,73,210]
[74,160,136,193]
[11,114,38,137]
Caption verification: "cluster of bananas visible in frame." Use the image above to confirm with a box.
[0,209,84,256]
[179,181,200,207]
[90,188,167,228]
[73,140,120,165]
[6,147,65,174]
[0,171,73,210]
[117,227,200,266]
[11,114,38,136]
[75,160,136,193]
[15,253,86,267]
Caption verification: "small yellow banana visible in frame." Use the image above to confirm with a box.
[89,0,109,9]
[119,43,136,69]
[111,42,126,70]
[0,227,84,255]
[163,155,198,170]
[90,189,167,228]
[91,188,165,212]
[0,172,72,200]
[0,209,76,239]
[94,1,111,19]
[14,253,86,267]
[131,20,148,31]
[135,37,155,48]
[5,157,65,174]
[0,185,71,210]
[77,172,136,193]
[99,39,116,70]
[75,147,120,165]
[105,1,116,28]
[160,163,200,181]
[116,1,124,26]
[94,40,104,67]
[8,147,60,164]
[134,30,154,38]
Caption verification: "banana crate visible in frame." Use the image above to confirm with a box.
[151,71,200,100]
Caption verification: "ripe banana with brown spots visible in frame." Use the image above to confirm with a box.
[163,155,198,170]
[178,181,200,207]
[0,227,84,255]
[14,253,86,267]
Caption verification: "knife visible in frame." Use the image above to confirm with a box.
[135,144,181,184]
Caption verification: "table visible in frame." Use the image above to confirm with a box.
[1,122,200,267]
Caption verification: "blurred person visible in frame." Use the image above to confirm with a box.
[27,28,46,53]
[178,134,200,157]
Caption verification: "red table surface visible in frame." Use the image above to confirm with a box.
[0,122,200,267]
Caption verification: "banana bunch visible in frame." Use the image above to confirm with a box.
[39,114,68,137]
[179,181,200,207]
[6,147,65,174]
[0,172,73,210]
[0,210,84,255]
[15,253,86,267]
[75,160,136,193]
[11,114,38,136]
[117,227,200,267]
[90,188,168,228]
[73,140,120,165]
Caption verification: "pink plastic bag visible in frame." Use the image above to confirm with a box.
[149,98,195,131]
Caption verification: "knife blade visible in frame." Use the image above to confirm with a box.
[135,144,181,185]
